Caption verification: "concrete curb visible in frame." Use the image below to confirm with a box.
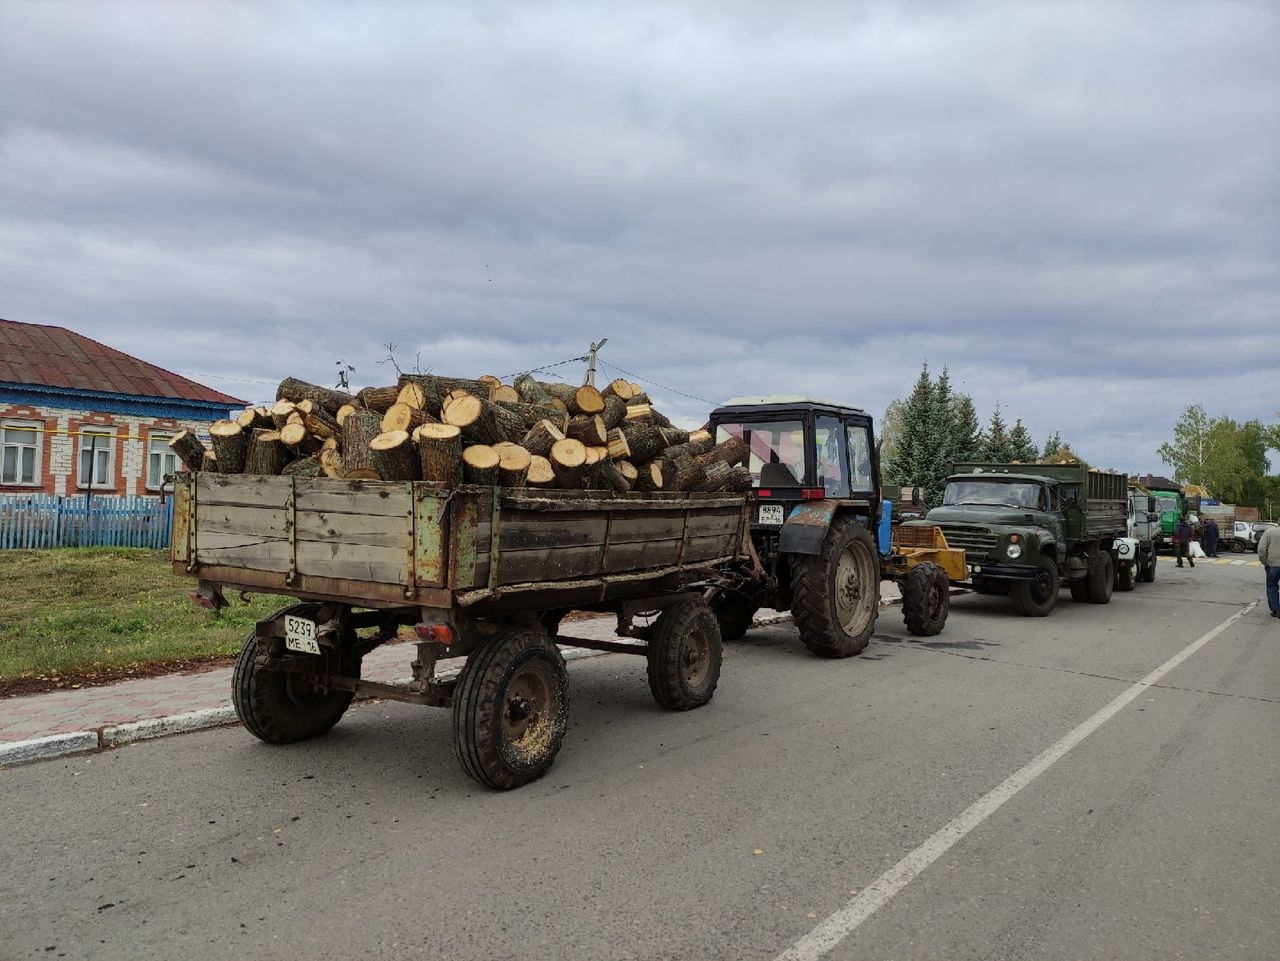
[101,706,239,747]
[0,731,100,767]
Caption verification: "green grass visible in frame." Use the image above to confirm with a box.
[0,548,285,680]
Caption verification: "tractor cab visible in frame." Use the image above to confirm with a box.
[707,396,881,534]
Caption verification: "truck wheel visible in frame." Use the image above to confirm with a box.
[790,517,880,657]
[232,603,358,745]
[1140,552,1157,583]
[712,593,758,642]
[1011,556,1059,617]
[452,628,569,790]
[902,562,949,637]
[1069,578,1090,602]
[1087,551,1115,604]
[1231,540,1246,554]
[647,600,722,710]
[1115,562,1137,592]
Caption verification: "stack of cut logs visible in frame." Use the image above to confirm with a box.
[169,374,751,494]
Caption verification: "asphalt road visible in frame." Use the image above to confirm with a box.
[2,559,1276,961]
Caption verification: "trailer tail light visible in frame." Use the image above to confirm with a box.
[801,488,825,500]
[414,622,456,646]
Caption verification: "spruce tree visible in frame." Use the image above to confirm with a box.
[983,404,1013,461]
[1042,431,1063,459]
[923,367,956,506]
[894,363,936,493]
[1009,418,1038,462]
[950,393,983,464]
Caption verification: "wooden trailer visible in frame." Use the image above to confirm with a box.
[172,473,750,789]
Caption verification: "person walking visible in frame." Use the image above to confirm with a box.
[1204,517,1220,557]
[1258,524,1280,618]
[1175,514,1195,568]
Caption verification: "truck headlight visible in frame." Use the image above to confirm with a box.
[1006,543,1022,559]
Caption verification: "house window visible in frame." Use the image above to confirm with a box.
[78,429,115,488]
[2,420,41,486]
[147,434,178,490]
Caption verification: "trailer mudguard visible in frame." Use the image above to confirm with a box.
[779,501,842,556]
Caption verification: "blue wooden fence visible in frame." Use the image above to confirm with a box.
[0,494,174,550]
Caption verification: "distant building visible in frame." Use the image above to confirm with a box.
[0,318,244,497]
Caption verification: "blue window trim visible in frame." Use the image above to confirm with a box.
[0,382,240,421]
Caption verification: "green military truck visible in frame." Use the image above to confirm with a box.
[903,462,1128,617]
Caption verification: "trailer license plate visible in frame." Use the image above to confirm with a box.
[284,615,320,655]
[758,504,785,525]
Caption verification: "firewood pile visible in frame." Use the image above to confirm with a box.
[169,374,751,494]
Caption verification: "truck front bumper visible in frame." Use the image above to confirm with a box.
[965,561,1039,581]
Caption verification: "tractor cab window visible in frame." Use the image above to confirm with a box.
[845,424,874,492]
[715,420,805,486]
[814,417,848,496]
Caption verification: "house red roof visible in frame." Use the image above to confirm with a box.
[0,318,246,406]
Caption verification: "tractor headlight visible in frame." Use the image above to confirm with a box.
[1006,543,1022,559]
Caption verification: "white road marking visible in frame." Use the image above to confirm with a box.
[775,602,1258,961]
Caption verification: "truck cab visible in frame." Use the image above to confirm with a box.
[904,462,1128,617]
[706,397,883,656]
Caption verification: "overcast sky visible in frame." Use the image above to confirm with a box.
[1,1,1276,471]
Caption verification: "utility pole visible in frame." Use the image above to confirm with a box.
[583,338,607,388]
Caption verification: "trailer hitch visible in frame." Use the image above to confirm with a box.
[188,580,228,611]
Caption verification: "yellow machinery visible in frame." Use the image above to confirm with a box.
[884,523,968,583]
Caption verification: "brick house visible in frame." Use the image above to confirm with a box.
[0,318,245,497]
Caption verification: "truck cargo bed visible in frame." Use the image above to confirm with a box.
[172,474,750,614]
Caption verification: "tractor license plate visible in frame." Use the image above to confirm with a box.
[284,615,320,655]
[758,504,785,526]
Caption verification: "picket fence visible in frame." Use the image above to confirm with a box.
[0,493,174,550]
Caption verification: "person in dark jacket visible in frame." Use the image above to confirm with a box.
[1204,517,1220,557]
[1175,515,1195,568]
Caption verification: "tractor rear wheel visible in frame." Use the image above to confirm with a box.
[789,516,879,657]
[901,562,949,637]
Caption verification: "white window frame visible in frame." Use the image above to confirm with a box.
[146,433,179,491]
[1,419,42,487]
[77,428,116,489]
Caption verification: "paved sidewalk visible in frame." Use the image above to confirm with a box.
[1,587,909,766]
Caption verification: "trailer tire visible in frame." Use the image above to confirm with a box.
[712,593,758,642]
[1087,551,1115,604]
[647,600,722,710]
[790,516,879,657]
[452,628,569,790]
[1011,555,1059,617]
[902,562,949,637]
[232,603,357,745]
[1140,551,1157,583]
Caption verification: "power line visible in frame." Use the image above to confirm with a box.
[499,355,588,381]
[597,359,716,406]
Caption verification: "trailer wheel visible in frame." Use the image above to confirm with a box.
[647,600,722,710]
[1011,555,1059,617]
[790,516,880,657]
[1140,551,1157,583]
[901,562,949,637]
[232,603,358,745]
[1087,551,1115,604]
[452,628,569,790]
[712,593,758,641]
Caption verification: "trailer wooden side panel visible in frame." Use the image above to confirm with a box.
[172,474,749,611]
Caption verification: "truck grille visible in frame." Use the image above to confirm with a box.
[939,525,998,554]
